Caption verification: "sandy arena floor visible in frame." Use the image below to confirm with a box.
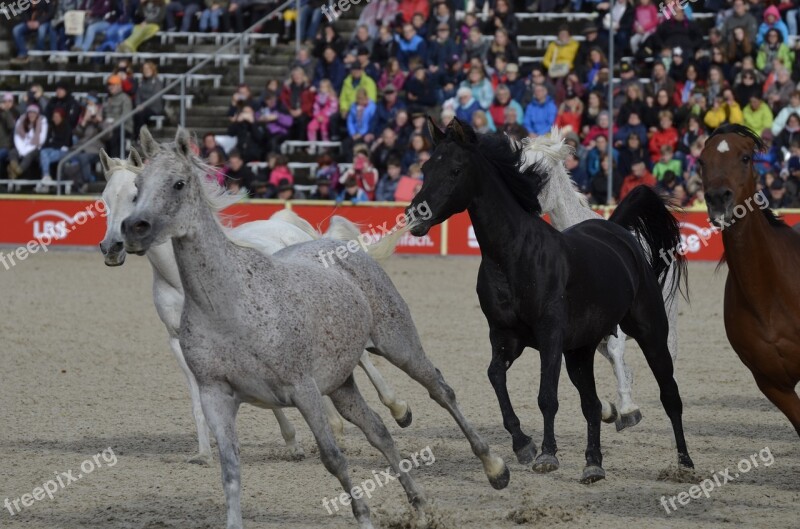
[0,252,798,529]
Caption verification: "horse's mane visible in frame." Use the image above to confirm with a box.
[474,131,550,215]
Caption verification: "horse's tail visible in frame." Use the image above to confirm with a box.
[608,186,688,302]
[324,215,363,241]
[324,214,411,262]
[269,209,321,239]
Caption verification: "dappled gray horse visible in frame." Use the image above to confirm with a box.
[121,128,509,529]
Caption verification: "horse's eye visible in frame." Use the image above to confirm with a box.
[742,155,751,163]
[174,180,186,190]
[132,194,137,203]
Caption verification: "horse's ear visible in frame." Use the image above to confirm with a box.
[99,149,112,180]
[174,127,192,159]
[447,118,477,144]
[127,147,143,168]
[139,126,158,158]
[427,116,445,146]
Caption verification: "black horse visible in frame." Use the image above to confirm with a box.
[407,118,693,483]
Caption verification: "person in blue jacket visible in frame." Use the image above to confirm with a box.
[523,84,557,135]
[347,88,377,144]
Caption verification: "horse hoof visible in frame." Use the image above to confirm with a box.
[679,453,694,469]
[395,406,413,428]
[602,402,619,424]
[615,409,642,431]
[186,453,212,466]
[488,463,511,490]
[290,446,305,461]
[532,453,559,473]
[580,465,606,484]
[514,441,537,465]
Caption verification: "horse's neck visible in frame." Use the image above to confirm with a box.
[171,205,264,314]
[548,190,600,231]
[468,171,553,263]
[146,242,183,293]
[722,210,791,299]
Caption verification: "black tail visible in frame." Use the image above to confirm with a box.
[609,186,688,302]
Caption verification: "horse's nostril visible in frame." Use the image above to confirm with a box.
[99,242,107,255]
[133,220,151,236]
[111,241,124,252]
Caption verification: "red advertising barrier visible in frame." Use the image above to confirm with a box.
[2,196,798,260]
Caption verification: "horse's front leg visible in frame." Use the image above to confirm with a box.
[533,330,563,473]
[487,329,534,464]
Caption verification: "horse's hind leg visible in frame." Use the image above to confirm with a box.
[359,351,412,428]
[598,331,642,431]
[367,338,510,490]
[199,384,243,529]
[487,329,536,464]
[272,409,304,460]
[329,374,428,522]
[564,345,605,483]
[168,337,213,465]
[293,380,374,529]
[752,373,800,438]
[620,292,693,469]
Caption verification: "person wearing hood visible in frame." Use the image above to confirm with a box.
[523,84,557,135]
[45,81,83,129]
[8,105,48,179]
[454,87,482,125]
[757,5,789,47]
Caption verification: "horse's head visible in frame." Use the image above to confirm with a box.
[406,117,480,236]
[698,124,764,227]
[99,147,144,266]
[122,127,205,255]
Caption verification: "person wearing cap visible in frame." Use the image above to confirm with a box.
[8,105,47,179]
[37,108,73,192]
[575,23,608,67]
[309,175,334,200]
[372,85,406,137]
[767,176,792,208]
[427,21,461,70]
[0,95,18,177]
[46,81,82,129]
[103,74,133,158]
[339,61,378,117]
[743,95,774,136]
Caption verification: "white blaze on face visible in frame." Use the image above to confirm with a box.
[717,139,730,153]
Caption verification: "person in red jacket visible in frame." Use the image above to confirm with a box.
[280,67,316,141]
[619,157,656,201]
[398,0,429,25]
[648,110,678,163]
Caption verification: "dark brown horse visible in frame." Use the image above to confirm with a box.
[698,124,800,437]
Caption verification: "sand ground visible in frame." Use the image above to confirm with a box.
[0,252,798,529]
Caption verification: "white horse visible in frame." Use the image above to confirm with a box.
[121,128,509,529]
[518,128,680,431]
[99,149,410,464]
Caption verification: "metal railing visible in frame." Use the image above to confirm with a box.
[56,0,297,194]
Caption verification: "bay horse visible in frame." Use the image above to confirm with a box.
[698,123,800,437]
[98,147,410,465]
[121,128,509,529]
[409,118,693,483]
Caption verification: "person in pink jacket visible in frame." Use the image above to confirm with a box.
[307,79,338,144]
[630,0,659,55]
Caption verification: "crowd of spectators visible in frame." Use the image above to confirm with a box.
[9,0,800,207]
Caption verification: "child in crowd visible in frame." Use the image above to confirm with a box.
[307,79,338,144]
[652,145,683,182]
